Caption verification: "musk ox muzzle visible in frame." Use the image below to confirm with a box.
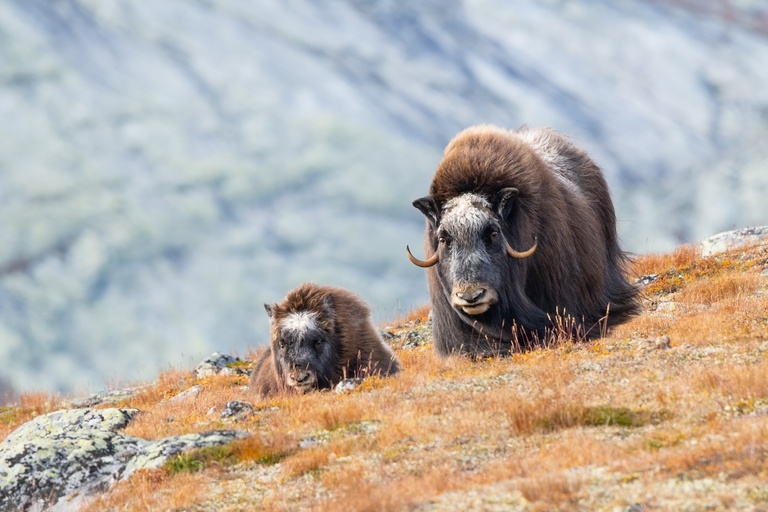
[450,283,499,315]
[285,366,318,392]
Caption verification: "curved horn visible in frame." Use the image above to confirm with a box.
[506,236,538,259]
[406,245,439,268]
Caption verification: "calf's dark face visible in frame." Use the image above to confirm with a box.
[414,190,520,318]
[268,308,338,393]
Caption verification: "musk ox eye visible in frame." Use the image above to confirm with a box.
[483,227,499,244]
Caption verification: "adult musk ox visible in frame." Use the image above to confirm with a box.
[250,283,401,396]
[407,125,640,356]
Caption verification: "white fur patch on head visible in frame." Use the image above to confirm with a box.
[280,311,318,336]
[441,193,492,242]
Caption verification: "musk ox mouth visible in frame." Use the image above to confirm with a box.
[286,370,318,392]
[451,286,498,316]
[458,303,492,315]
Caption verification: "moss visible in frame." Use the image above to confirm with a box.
[535,405,665,433]
[0,406,17,425]
[164,445,238,475]
[226,359,254,370]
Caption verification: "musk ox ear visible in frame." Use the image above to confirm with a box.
[321,294,334,318]
[412,196,440,227]
[264,304,276,318]
[494,187,519,220]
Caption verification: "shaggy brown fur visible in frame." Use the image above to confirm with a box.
[250,283,401,397]
[410,125,640,356]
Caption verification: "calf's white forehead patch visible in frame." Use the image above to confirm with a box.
[442,193,492,238]
[280,311,318,335]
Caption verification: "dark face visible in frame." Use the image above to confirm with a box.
[269,310,338,393]
[434,193,508,316]
[413,189,525,319]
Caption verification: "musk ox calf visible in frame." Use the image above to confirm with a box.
[250,283,401,396]
[407,125,640,356]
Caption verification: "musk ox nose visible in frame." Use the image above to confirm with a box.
[295,371,312,385]
[455,288,486,304]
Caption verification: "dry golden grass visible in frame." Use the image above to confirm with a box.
[676,273,763,305]
[81,468,210,512]
[4,241,768,511]
[393,304,431,325]
[0,392,64,441]
[694,359,768,403]
[630,244,701,278]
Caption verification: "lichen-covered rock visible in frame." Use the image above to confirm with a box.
[194,352,247,379]
[220,401,255,421]
[122,430,248,479]
[701,226,768,257]
[0,408,247,511]
[67,386,146,408]
[0,408,140,511]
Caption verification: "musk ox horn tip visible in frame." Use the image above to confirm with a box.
[506,236,538,259]
[406,245,440,268]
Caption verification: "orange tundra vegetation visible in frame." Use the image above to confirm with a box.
[2,241,768,511]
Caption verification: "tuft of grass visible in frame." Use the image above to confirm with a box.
[676,273,762,305]
[230,434,298,465]
[630,244,701,278]
[281,445,333,479]
[395,304,431,325]
[517,473,583,508]
[0,392,64,442]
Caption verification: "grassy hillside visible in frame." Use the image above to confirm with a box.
[2,241,768,511]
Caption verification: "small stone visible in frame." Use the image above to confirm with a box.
[636,274,659,286]
[168,385,201,403]
[334,378,364,394]
[656,302,677,312]
[654,335,671,350]
[220,400,255,421]
[635,335,672,352]
[299,436,322,449]
[194,352,244,379]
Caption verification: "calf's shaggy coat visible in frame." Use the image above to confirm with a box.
[250,283,400,396]
[408,125,640,356]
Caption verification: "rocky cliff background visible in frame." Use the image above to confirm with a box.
[1,0,767,395]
